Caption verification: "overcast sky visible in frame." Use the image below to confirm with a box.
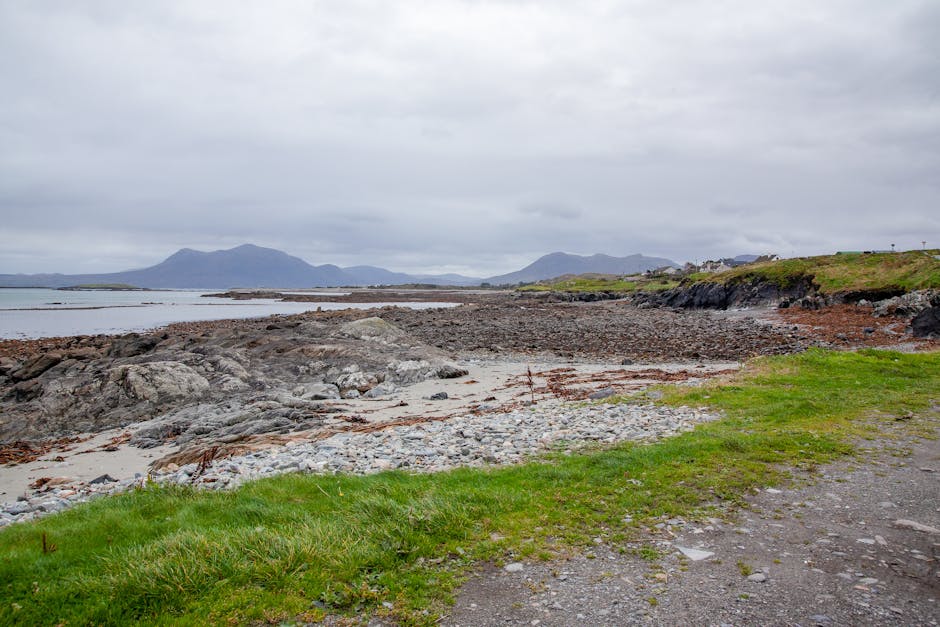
[1,1,938,276]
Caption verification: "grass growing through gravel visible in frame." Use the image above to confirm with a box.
[1,349,938,625]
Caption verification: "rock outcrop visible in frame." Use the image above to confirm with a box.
[0,313,464,444]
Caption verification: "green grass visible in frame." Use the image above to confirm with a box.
[694,250,940,294]
[2,349,938,625]
[517,275,680,293]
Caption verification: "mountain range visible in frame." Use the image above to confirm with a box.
[0,244,679,289]
[485,252,678,285]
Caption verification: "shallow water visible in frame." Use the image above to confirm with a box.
[0,288,456,339]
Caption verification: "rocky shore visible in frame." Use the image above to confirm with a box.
[1,292,936,527]
[2,399,718,526]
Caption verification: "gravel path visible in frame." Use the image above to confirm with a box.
[445,418,940,626]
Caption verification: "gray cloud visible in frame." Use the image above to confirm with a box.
[1,0,938,276]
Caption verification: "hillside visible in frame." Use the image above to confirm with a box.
[486,252,678,285]
[692,250,940,296]
[515,250,940,310]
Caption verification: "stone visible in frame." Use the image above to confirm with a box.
[387,360,434,385]
[911,306,940,338]
[588,387,617,400]
[747,572,768,583]
[892,519,940,534]
[108,334,161,358]
[364,382,397,398]
[427,392,449,400]
[676,546,714,561]
[340,317,407,343]
[335,371,376,392]
[89,474,118,484]
[436,365,469,379]
[11,351,63,381]
[108,362,210,403]
[5,502,34,515]
[503,562,524,573]
[298,383,341,400]
[12,379,43,402]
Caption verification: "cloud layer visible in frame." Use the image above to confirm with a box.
[1,1,938,274]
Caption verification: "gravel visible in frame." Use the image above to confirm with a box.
[0,400,719,525]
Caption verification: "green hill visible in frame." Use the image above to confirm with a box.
[691,250,940,295]
[517,250,940,299]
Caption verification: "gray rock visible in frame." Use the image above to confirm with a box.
[5,502,34,515]
[108,334,161,358]
[12,351,63,381]
[676,546,715,561]
[911,306,940,338]
[436,365,469,379]
[892,519,940,534]
[297,383,341,400]
[747,572,768,583]
[107,362,210,403]
[364,382,398,398]
[503,562,524,573]
[588,387,617,400]
[340,317,407,344]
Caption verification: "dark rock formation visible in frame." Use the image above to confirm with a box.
[911,307,940,338]
[630,277,818,310]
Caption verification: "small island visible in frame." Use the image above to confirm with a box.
[57,283,148,291]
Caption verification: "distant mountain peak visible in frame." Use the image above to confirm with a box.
[485,251,678,285]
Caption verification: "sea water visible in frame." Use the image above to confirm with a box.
[0,289,456,339]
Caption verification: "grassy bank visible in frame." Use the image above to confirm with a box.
[518,250,940,296]
[518,275,679,293]
[696,250,940,294]
[1,349,938,625]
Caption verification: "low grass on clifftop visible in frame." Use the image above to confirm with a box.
[518,275,680,293]
[1,349,938,625]
[698,250,940,294]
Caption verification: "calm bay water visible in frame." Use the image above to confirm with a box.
[0,289,455,339]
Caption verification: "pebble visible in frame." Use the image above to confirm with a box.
[747,572,768,583]
[676,546,715,561]
[1,401,719,525]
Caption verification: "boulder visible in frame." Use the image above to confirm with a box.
[107,334,162,358]
[387,359,434,385]
[296,383,341,400]
[0,357,19,377]
[363,382,398,398]
[12,379,43,402]
[335,370,377,392]
[107,362,210,403]
[911,306,940,338]
[12,351,63,381]
[873,290,940,318]
[339,317,407,344]
[436,365,469,379]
